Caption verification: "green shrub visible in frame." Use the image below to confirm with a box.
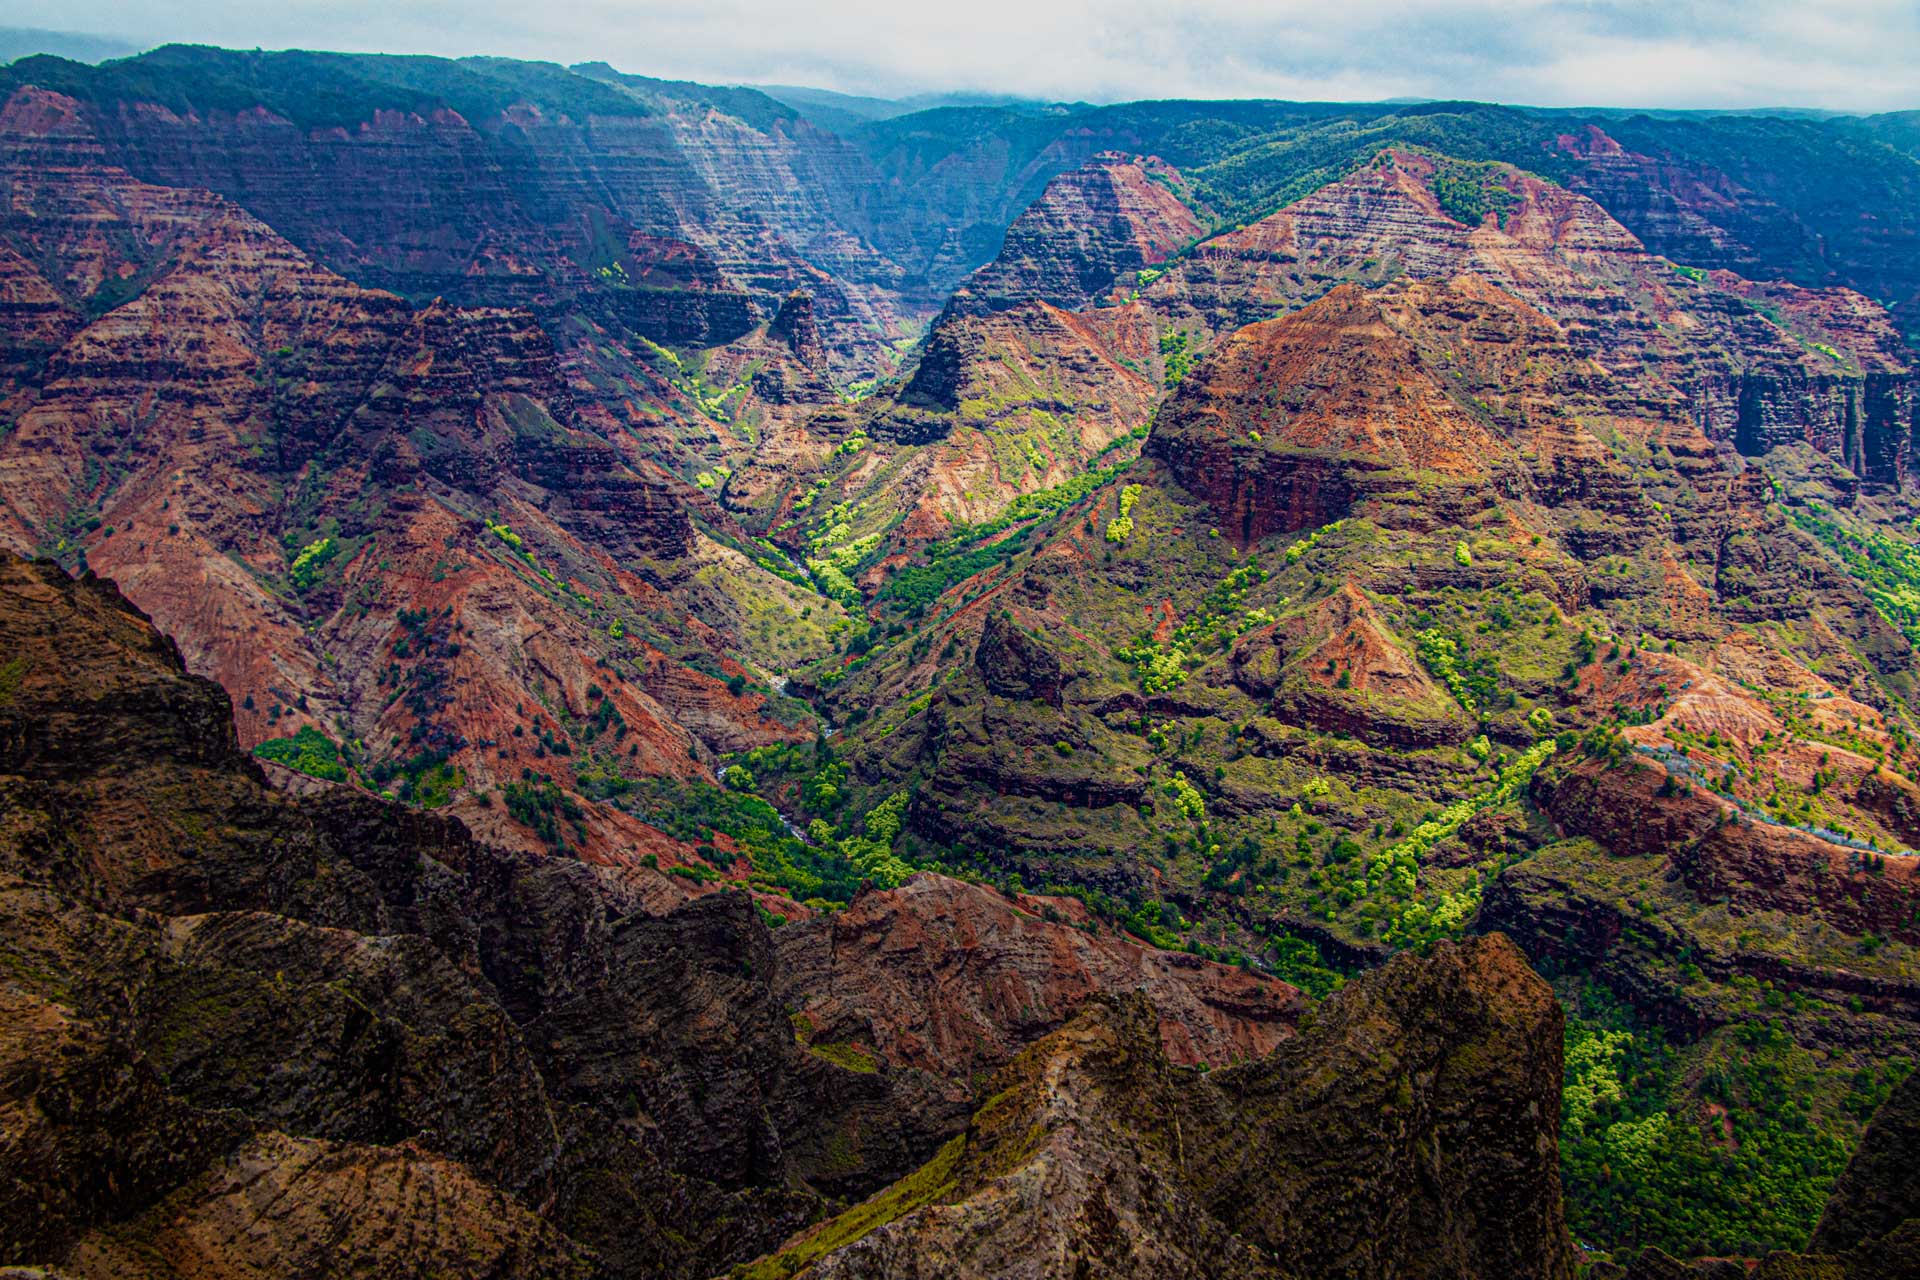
[252,725,348,782]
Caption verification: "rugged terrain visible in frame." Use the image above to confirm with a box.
[2,42,1920,1276]
[0,552,1315,1277]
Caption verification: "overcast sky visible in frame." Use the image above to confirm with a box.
[9,1,1919,112]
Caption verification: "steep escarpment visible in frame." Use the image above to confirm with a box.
[952,152,1205,314]
[739,935,1572,1280]
[0,555,1326,1278]
[0,48,912,370]
[1142,150,1917,491]
[1807,1068,1920,1259]
[0,124,839,856]
[1552,118,1920,342]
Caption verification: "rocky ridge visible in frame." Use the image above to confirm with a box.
[0,552,1316,1277]
[740,935,1573,1280]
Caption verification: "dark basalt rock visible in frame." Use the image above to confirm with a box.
[975,609,1064,706]
[749,934,1575,1280]
[769,291,828,370]
[0,557,826,1276]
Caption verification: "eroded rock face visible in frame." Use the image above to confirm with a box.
[5,56,911,369]
[1230,581,1474,749]
[0,556,1329,1278]
[748,935,1574,1280]
[0,557,833,1276]
[1188,934,1572,1280]
[1486,743,1920,1046]
[953,152,1204,314]
[1144,150,1916,491]
[1552,120,1920,341]
[774,872,1301,1128]
[61,1133,597,1280]
[1145,278,1552,544]
[0,110,819,849]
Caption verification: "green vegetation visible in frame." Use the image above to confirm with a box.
[1792,502,1920,647]
[1165,771,1207,822]
[287,536,339,590]
[1105,483,1144,543]
[0,656,30,707]
[880,526,1034,615]
[822,790,915,888]
[874,455,1150,618]
[251,725,349,782]
[1159,329,1193,388]
[807,1040,880,1073]
[1426,156,1522,228]
[1283,519,1344,565]
[941,457,1139,553]
[1117,557,1273,692]
[484,518,540,570]
[626,775,865,902]
[502,777,587,853]
[1415,628,1477,714]
[1378,739,1556,947]
[1558,978,1910,1258]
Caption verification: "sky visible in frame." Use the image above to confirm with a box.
[6,1,1919,113]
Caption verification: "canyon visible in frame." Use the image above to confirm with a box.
[2,41,1920,1279]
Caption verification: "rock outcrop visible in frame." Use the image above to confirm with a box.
[0,555,1326,1278]
[0,111,824,850]
[0,554,839,1276]
[742,934,1574,1280]
[953,152,1205,314]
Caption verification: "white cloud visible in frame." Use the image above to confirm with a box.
[10,0,1918,111]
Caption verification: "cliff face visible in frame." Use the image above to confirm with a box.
[775,870,1302,1075]
[1553,120,1920,341]
[13,51,910,372]
[1144,279,1525,544]
[0,108,839,855]
[1143,150,1917,491]
[0,555,1337,1278]
[953,152,1205,314]
[0,553,852,1277]
[742,935,1573,1280]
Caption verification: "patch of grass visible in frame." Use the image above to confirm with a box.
[731,1135,965,1280]
[808,1041,879,1073]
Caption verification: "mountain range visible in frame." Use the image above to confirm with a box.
[2,42,1920,1279]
